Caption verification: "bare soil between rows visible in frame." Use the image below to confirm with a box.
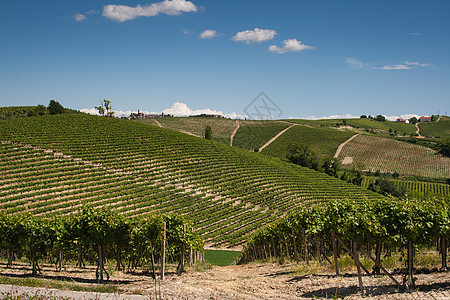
[1,261,450,299]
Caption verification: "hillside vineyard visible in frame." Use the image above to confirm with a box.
[0,114,386,246]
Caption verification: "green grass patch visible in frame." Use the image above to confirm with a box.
[0,275,118,294]
[204,249,241,266]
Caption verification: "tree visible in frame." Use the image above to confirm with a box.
[77,206,115,283]
[409,117,418,125]
[287,143,320,171]
[375,114,386,122]
[439,138,450,157]
[95,99,114,117]
[95,105,105,116]
[204,125,212,140]
[352,170,363,186]
[360,115,367,119]
[48,100,64,115]
[368,178,406,199]
[322,157,340,177]
[36,105,47,115]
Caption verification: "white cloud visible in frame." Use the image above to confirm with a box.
[232,28,276,44]
[74,10,99,22]
[81,102,246,119]
[300,114,360,120]
[162,102,221,116]
[345,57,365,70]
[269,39,315,54]
[103,0,198,22]
[404,61,432,68]
[163,103,246,118]
[346,58,434,71]
[182,29,194,35]
[80,108,100,115]
[74,13,87,21]
[373,61,433,70]
[224,112,247,119]
[384,114,422,122]
[373,64,413,70]
[199,29,218,39]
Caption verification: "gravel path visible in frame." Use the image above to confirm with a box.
[334,133,359,158]
[230,120,240,146]
[258,124,295,152]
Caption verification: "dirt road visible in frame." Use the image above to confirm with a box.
[258,124,295,152]
[230,120,240,146]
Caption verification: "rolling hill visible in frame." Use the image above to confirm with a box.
[0,114,385,247]
[418,116,450,139]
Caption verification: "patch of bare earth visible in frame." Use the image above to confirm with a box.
[342,156,354,165]
[152,263,450,299]
[1,262,449,299]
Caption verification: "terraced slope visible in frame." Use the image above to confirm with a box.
[338,134,450,178]
[0,114,385,246]
[138,117,238,145]
[261,125,355,160]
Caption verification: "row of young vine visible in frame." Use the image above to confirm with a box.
[239,197,449,289]
[0,206,203,283]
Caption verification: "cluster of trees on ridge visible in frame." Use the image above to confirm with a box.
[0,100,70,119]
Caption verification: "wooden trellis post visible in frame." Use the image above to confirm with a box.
[160,222,166,280]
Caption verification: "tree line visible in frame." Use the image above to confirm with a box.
[0,101,72,119]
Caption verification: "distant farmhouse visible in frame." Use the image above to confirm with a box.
[396,118,409,123]
[129,111,166,120]
[419,116,432,122]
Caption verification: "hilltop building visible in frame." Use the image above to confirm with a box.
[396,118,408,123]
[419,116,432,122]
[130,111,166,120]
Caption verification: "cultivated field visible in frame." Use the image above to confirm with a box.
[231,120,290,151]
[418,116,450,139]
[261,125,355,160]
[138,117,238,145]
[337,134,450,178]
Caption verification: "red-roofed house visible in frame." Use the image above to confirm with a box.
[419,116,432,122]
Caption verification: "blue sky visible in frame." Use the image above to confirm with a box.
[0,0,449,119]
